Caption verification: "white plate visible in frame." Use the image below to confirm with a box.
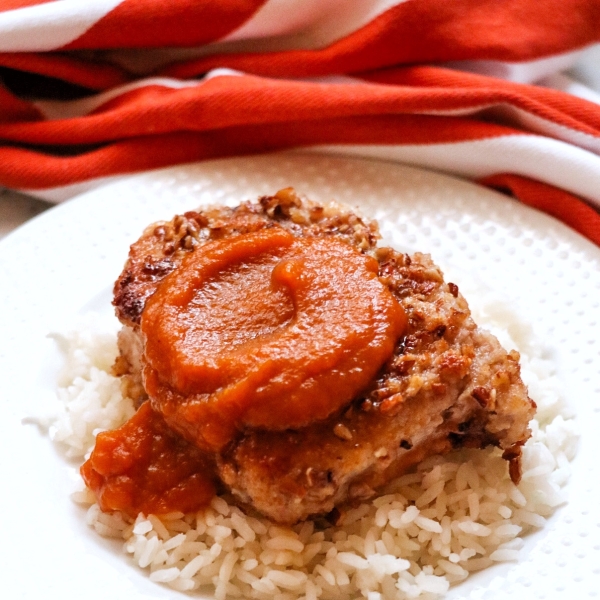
[1,152,599,600]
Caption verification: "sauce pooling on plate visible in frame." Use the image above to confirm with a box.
[82,224,406,515]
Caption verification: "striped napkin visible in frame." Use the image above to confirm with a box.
[1,0,599,244]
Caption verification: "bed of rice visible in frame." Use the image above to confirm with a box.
[45,293,578,600]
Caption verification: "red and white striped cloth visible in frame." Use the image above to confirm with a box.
[1,0,600,244]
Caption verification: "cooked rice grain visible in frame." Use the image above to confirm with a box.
[52,307,578,600]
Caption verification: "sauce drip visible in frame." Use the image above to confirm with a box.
[141,227,407,451]
[80,402,215,517]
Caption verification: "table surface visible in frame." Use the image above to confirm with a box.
[0,189,50,239]
[1,46,599,241]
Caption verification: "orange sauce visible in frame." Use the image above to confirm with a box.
[142,228,407,451]
[82,225,407,515]
[80,402,215,517]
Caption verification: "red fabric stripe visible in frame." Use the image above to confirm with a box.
[2,131,598,248]
[480,173,600,246]
[0,53,129,90]
[358,66,600,138]
[0,77,519,144]
[2,71,598,146]
[0,3,596,88]
[63,0,268,50]
[0,0,53,9]
[163,0,600,79]
[0,116,513,188]
[0,0,595,254]
[0,131,262,189]
[0,86,43,122]
[364,65,600,124]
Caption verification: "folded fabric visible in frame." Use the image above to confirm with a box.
[0,0,599,245]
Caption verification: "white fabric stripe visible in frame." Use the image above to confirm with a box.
[307,136,600,208]
[417,102,600,154]
[96,0,411,74]
[34,77,206,120]
[325,77,600,153]
[33,69,244,120]
[540,73,600,106]
[569,44,600,95]
[223,0,409,49]
[0,0,123,52]
[323,70,600,153]
[443,49,586,85]
[91,24,587,81]
[499,99,600,155]
[0,0,408,67]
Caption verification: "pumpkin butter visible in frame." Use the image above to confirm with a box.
[141,227,407,452]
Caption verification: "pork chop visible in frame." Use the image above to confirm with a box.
[111,189,535,523]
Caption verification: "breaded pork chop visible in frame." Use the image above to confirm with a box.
[112,189,535,524]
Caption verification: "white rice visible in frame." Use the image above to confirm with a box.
[47,298,578,600]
